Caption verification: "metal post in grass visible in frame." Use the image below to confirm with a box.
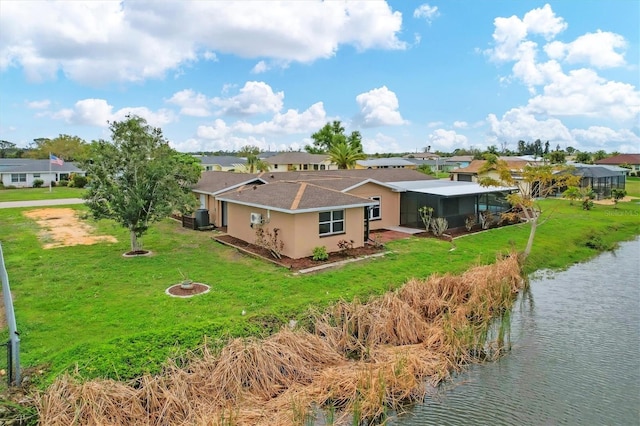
[0,242,20,385]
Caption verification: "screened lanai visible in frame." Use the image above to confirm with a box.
[392,180,516,229]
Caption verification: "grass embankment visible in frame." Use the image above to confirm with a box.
[0,199,638,385]
[38,254,525,425]
[0,198,638,422]
[625,176,640,198]
[0,187,86,202]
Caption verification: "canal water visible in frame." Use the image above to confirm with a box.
[394,237,640,425]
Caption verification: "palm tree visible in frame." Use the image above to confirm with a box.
[329,141,366,169]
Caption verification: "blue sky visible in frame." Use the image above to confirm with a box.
[1,1,638,154]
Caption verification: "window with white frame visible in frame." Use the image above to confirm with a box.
[11,174,26,183]
[369,196,381,220]
[33,173,41,178]
[319,210,344,236]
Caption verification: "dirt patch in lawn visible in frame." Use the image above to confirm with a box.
[23,208,117,249]
[593,196,635,205]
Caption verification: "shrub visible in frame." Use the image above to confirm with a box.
[32,178,44,188]
[479,210,494,229]
[70,175,88,188]
[464,215,476,231]
[312,246,329,261]
[431,217,449,237]
[499,211,520,226]
[50,181,56,187]
[58,179,69,187]
[337,239,354,255]
[418,206,434,232]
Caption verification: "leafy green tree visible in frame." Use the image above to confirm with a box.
[479,157,580,259]
[305,121,362,154]
[575,152,592,163]
[548,150,566,164]
[593,150,607,161]
[562,186,581,205]
[566,146,576,155]
[25,134,89,161]
[82,116,201,253]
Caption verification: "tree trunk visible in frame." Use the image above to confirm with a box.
[130,230,139,252]
[522,217,537,260]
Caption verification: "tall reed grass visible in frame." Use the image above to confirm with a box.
[36,252,524,425]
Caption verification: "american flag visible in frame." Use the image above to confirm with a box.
[50,154,64,166]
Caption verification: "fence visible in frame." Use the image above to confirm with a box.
[1,243,20,386]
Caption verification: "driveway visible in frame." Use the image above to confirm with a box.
[0,198,85,209]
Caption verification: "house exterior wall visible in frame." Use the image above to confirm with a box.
[345,183,400,230]
[268,161,337,172]
[226,203,365,259]
[2,171,60,188]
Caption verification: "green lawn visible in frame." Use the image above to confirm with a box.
[0,187,86,202]
[626,177,640,198]
[1,198,638,385]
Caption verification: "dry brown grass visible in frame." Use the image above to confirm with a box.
[36,253,525,425]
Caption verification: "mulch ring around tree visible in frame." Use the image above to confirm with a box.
[213,230,408,272]
[166,283,211,298]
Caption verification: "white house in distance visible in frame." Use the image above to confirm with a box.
[0,158,86,188]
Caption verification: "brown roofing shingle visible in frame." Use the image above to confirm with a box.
[595,154,640,165]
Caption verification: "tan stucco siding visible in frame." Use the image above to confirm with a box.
[346,183,400,230]
[225,203,365,259]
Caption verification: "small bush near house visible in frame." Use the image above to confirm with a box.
[337,239,354,255]
[69,174,88,188]
[464,215,476,231]
[49,181,56,187]
[312,246,329,261]
[58,179,69,187]
[32,179,44,188]
[431,217,449,237]
[499,211,520,226]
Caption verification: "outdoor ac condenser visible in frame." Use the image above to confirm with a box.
[250,212,263,225]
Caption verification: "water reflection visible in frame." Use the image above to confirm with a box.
[393,238,640,425]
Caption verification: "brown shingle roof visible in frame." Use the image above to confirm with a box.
[217,181,376,212]
[595,154,640,165]
[192,171,264,193]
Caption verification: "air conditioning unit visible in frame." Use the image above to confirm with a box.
[250,212,263,225]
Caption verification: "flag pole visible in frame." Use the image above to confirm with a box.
[49,152,52,193]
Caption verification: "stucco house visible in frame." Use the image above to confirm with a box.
[595,154,640,176]
[197,155,247,172]
[450,159,530,183]
[355,158,417,169]
[264,152,337,172]
[0,158,86,188]
[567,163,627,199]
[193,169,515,259]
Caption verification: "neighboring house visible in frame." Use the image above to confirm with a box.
[0,158,86,188]
[264,152,337,172]
[355,158,417,169]
[568,163,627,199]
[405,158,461,173]
[595,154,640,176]
[450,159,530,183]
[403,152,441,160]
[197,155,247,172]
[193,169,514,259]
[447,155,474,168]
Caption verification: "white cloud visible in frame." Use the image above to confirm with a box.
[213,81,284,116]
[428,129,469,149]
[362,133,403,154]
[196,119,231,140]
[355,86,407,127]
[51,98,175,128]
[0,1,405,85]
[166,89,212,117]
[544,31,627,69]
[571,126,640,147]
[453,121,468,128]
[26,99,50,109]
[526,68,640,122]
[252,61,269,74]
[427,121,443,128]
[486,108,572,144]
[413,4,439,23]
[521,4,567,40]
[234,101,329,135]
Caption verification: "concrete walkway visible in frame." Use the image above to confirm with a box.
[0,198,84,209]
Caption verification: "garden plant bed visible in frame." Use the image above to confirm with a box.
[214,231,400,271]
